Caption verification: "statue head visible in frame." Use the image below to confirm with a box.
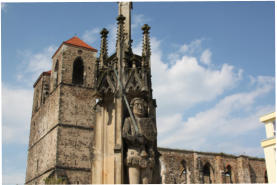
[130,97,147,118]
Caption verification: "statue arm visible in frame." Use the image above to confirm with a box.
[122,118,136,144]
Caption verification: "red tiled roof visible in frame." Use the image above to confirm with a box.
[52,36,97,58]
[65,36,97,52]
[44,70,51,75]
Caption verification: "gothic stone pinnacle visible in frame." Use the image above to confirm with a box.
[142,24,151,34]
[100,28,109,38]
[117,14,126,24]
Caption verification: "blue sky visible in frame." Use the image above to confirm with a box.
[2,2,275,184]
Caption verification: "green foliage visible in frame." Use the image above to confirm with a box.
[44,176,67,184]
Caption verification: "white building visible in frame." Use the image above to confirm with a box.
[260,112,276,183]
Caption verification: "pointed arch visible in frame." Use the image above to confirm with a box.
[72,57,84,85]
[202,162,212,184]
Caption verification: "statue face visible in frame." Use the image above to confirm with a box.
[132,99,146,118]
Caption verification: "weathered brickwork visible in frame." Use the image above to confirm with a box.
[26,129,57,183]
[249,159,267,183]
[158,148,266,184]
[32,72,50,115]
[57,126,94,170]
[61,170,91,184]
[28,86,60,147]
[59,85,96,128]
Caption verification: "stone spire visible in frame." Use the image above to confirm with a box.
[118,2,132,49]
[142,24,151,67]
[99,28,109,68]
[116,14,125,49]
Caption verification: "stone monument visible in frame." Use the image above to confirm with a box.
[91,2,159,184]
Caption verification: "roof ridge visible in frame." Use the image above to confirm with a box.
[52,36,97,58]
[64,36,97,52]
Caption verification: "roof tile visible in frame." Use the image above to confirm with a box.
[64,36,97,52]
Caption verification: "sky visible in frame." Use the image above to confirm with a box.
[1,1,275,185]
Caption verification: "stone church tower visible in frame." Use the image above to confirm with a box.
[25,2,159,184]
[25,36,98,184]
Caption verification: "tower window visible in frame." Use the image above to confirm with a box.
[72,57,84,85]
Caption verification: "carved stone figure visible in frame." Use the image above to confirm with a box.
[123,97,157,184]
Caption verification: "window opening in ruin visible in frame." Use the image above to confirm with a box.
[264,170,268,183]
[203,163,211,184]
[180,159,187,175]
[72,57,84,85]
[180,159,187,184]
[54,60,59,88]
[225,165,232,183]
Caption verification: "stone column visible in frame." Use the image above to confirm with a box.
[237,156,251,183]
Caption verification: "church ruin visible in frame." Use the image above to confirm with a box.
[25,2,267,184]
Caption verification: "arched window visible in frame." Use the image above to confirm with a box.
[225,165,232,183]
[203,163,211,184]
[72,57,84,85]
[54,60,59,88]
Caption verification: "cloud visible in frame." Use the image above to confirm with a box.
[82,27,101,44]
[3,172,25,185]
[168,39,206,63]
[157,75,274,156]
[150,38,243,115]
[200,49,212,65]
[2,84,33,144]
[16,45,57,85]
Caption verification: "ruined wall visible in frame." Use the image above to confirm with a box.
[158,148,266,184]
